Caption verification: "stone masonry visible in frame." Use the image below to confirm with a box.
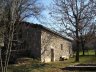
[1,22,73,63]
[41,28,72,62]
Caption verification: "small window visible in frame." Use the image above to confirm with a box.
[61,44,63,50]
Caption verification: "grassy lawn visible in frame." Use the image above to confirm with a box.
[79,50,95,55]
[7,51,96,72]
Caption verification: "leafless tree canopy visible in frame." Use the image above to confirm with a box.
[0,0,43,22]
[50,0,96,61]
[0,0,43,72]
[51,0,96,38]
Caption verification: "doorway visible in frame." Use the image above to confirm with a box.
[51,49,54,62]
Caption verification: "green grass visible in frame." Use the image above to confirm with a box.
[7,50,96,72]
[79,50,95,55]
[7,56,96,72]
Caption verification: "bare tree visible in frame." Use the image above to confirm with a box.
[0,0,43,72]
[80,23,96,55]
[50,0,96,62]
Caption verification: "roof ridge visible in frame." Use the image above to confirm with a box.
[21,21,72,42]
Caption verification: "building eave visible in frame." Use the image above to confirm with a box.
[21,21,72,42]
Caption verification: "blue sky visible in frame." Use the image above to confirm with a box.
[26,0,52,24]
[25,0,61,31]
[25,0,64,36]
[24,0,74,39]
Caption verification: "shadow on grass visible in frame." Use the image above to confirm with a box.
[31,63,47,68]
[60,55,96,71]
[8,63,49,72]
[9,55,96,72]
[61,63,96,71]
[61,67,96,71]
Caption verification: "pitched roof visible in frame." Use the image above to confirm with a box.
[21,22,72,42]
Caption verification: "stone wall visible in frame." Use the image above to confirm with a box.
[41,29,72,62]
[22,27,41,58]
[3,22,72,63]
[11,23,41,60]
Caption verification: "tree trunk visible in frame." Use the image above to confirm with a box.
[75,40,79,62]
[82,49,85,56]
[75,16,79,62]
[80,33,85,56]
[82,42,85,56]
[95,50,96,56]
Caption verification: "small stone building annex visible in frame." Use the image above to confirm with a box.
[1,22,73,63]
